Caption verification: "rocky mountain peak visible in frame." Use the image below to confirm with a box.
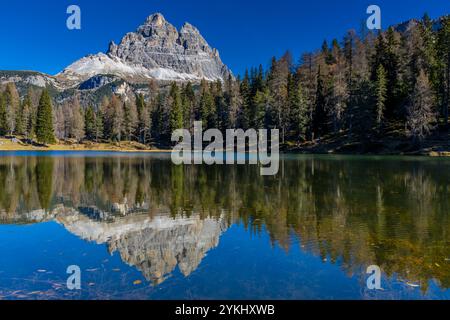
[180,22,200,34]
[136,13,177,39]
[145,12,166,27]
[57,13,233,85]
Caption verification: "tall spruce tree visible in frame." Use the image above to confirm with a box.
[406,70,436,141]
[4,83,20,135]
[123,101,138,141]
[182,82,195,130]
[375,64,388,126]
[94,109,104,142]
[35,89,56,144]
[313,67,327,139]
[288,73,308,140]
[84,105,96,141]
[21,92,34,139]
[169,82,183,137]
[437,16,450,127]
[239,70,252,129]
[0,92,7,136]
[198,81,215,129]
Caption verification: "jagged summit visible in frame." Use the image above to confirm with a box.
[57,13,233,85]
[144,12,166,27]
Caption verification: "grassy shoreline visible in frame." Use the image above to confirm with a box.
[0,138,171,153]
[1,137,449,157]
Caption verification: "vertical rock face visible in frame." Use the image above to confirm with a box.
[58,13,233,84]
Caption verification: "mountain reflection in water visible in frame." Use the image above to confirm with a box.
[0,152,448,299]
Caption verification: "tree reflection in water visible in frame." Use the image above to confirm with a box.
[0,154,448,294]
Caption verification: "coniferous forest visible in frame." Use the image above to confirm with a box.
[0,14,449,153]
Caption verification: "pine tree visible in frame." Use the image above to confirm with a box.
[135,94,148,143]
[94,109,104,142]
[71,98,85,142]
[313,67,327,139]
[297,53,317,140]
[151,92,166,143]
[109,95,124,142]
[437,16,450,127]
[329,40,349,132]
[322,40,334,65]
[0,92,7,136]
[288,77,309,141]
[84,105,96,141]
[35,89,56,144]
[375,64,388,126]
[343,30,356,84]
[267,54,290,141]
[384,28,402,118]
[15,101,25,136]
[182,82,195,130]
[420,14,438,85]
[251,86,269,130]
[199,81,215,129]
[99,96,111,140]
[224,74,241,128]
[214,81,230,132]
[406,70,436,141]
[123,101,138,141]
[169,82,183,136]
[238,70,252,129]
[22,92,34,139]
[4,83,20,135]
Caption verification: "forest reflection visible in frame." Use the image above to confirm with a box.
[0,154,448,290]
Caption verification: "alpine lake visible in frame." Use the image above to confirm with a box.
[0,151,448,300]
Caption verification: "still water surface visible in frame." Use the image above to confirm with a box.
[0,152,448,300]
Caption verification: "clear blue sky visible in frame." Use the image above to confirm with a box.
[0,0,448,77]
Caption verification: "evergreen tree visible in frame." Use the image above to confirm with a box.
[35,89,56,144]
[375,64,388,126]
[109,95,124,142]
[313,67,327,139]
[199,81,215,129]
[4,83,20,135]
[15,101,25,136]
[224,74,241,128]
[436,16,450,127]
[99,96,111,140]
[94,109,104,142]
[291,69,312,141]
[238,70,252,129]
[0,92,7,136]
[85,105,96,141]
[329,40,349,132]
[267,54,290,142]
[322,40,334,65]
[251,87,269,130]
[406,70,436,141]
[71,98,85,142]
[343,30,356,84]
[135,94,151,143]
[123,101,138,141]
[214,81,230,132]
[169,82,183,136]
[22,92,34,139]
[182,82,195,130]
[419,14,438,86]
[384,28,402,118]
